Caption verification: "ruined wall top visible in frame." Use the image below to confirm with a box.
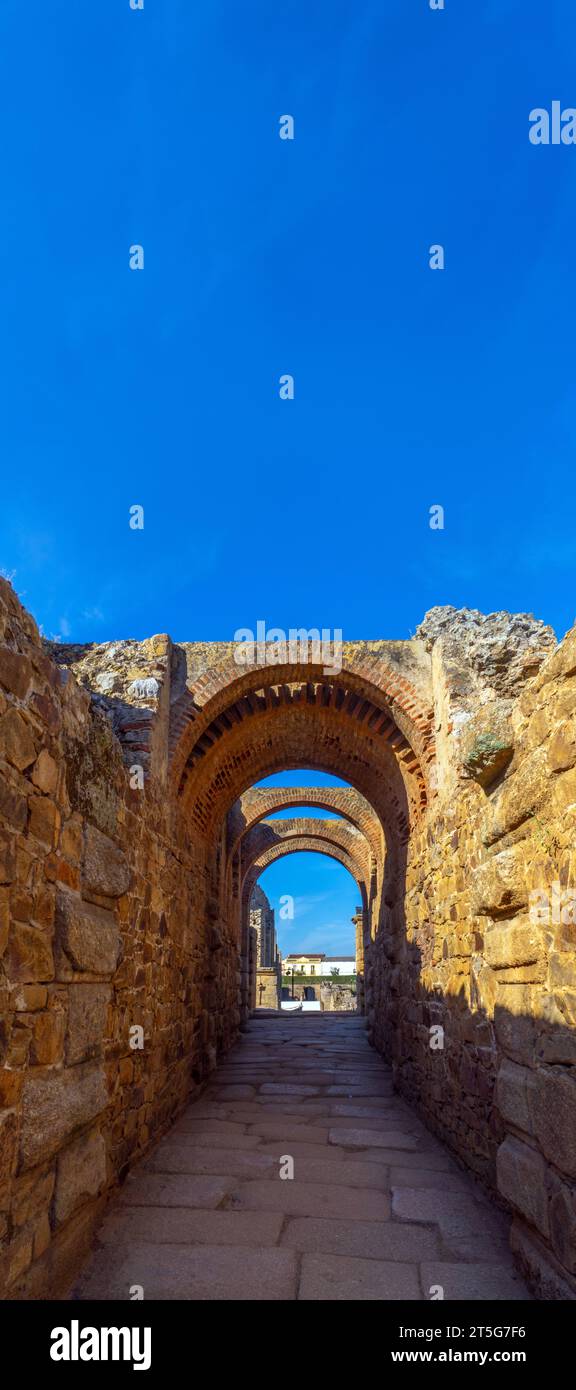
[416,607,556,699]
[44,604,560,801]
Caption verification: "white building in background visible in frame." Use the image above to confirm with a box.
[282,953,356,978]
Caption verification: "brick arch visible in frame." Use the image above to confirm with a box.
[242,837,368,922]
[169,656,435,806]
[240,818,371,901]
[228,786,383,868]
[173,695,421,861]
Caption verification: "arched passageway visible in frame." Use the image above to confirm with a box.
[2,583,573,1300]
[240,826,369,1012]
[167,661,430,1051]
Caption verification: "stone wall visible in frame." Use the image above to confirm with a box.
[366,612,576,1299]
[320,982,357,1012]
[255,966,281,1011]
[249,884,277,968]
[1,580,575,1300]
[0,580,239,1299]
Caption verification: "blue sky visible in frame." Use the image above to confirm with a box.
[260,851,359,962]
[256,772,358,955]
[1,1,574,950]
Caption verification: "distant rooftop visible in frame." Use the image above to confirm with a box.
[283,953,325,961]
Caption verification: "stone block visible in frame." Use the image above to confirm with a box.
[12,1167,55,1227]
[0,710,36,771]
[75,1241,298,1301]
[30,750,58,795]
[547,725,576,773]
[209,1084,256,1099]
[118,1173,238,1209]
[328,1127,418,1151]
[281,1216,440,1261]
[486,746,548,843]
[229,1179,390,1221]
[549,953,576,989]
[392,1187,487,1227]
[29,1009,66,1065]
[485,921,542,969]
[494,984,537,1064]
[144,1144,275,1179]
[0,833,15,885]
[28,796,60,849]
[0,1111,18,1182]
[246,1120,330,1143]
[55,1129,107,1226]
[0,780,27,833]
[299,1253,421,1301]
[6,924,54,983]
[420,1261,528,1301]
[462,732,513,789]
[55,889,121,976]
[66,983,111,1063]
[548,1172,576,1275]
[96,1206,284,1248]
[0,648,33,700]
[19,1062,108,1170]
[530,1066,576,1179]
[510,1218,576,1301]
[82,824,130,899]
[471,847,528,916]
[536,1029,576,1066]
[534,628,576,685]
[29,690,60,732]
[0,886,9,955]
[496,1058,535,1135]
[496,1136,549,1236]
[11,983,47,1012]
[389,1167,471,1192]
[548,766,576,820]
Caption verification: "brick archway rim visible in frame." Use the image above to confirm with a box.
[239,821,371,895]
[169,660,435,798]
[229,786,383,867]
[242,839,368,915]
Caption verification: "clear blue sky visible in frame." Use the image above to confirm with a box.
[1,0,575,645]
[2,1,574,949]
[256,772,358,955]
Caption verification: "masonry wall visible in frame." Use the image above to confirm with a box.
[366,619,576,1299]
[0,581,241,1299]
[1,578,575,1300]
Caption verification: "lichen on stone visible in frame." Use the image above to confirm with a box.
[463,732,514,788]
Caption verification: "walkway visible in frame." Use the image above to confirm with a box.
[75,1016,530,1301]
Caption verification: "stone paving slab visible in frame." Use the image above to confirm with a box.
[117,1173,238,1208]
[281,1217,441,1261]
[144,1146,277,1178]
[173,1117,251,1135]
[95,1207,285,1248]
[258,1141,342,1161]
[75,1242,299,1301]
[392,1187,503,1232]
[299,1253,422,1301]
[389,1167,474,1192]
[329,1127,419,1151]
[168,1129,263,1150]
[420,1262,530,1301]
[229,1178,392,1220]
[246,1121,332,1142]
[74,1015,531,1302]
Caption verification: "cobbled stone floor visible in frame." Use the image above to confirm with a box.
[75,1015,531,1301]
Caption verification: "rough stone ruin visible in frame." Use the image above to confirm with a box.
[0,577,575,1299]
